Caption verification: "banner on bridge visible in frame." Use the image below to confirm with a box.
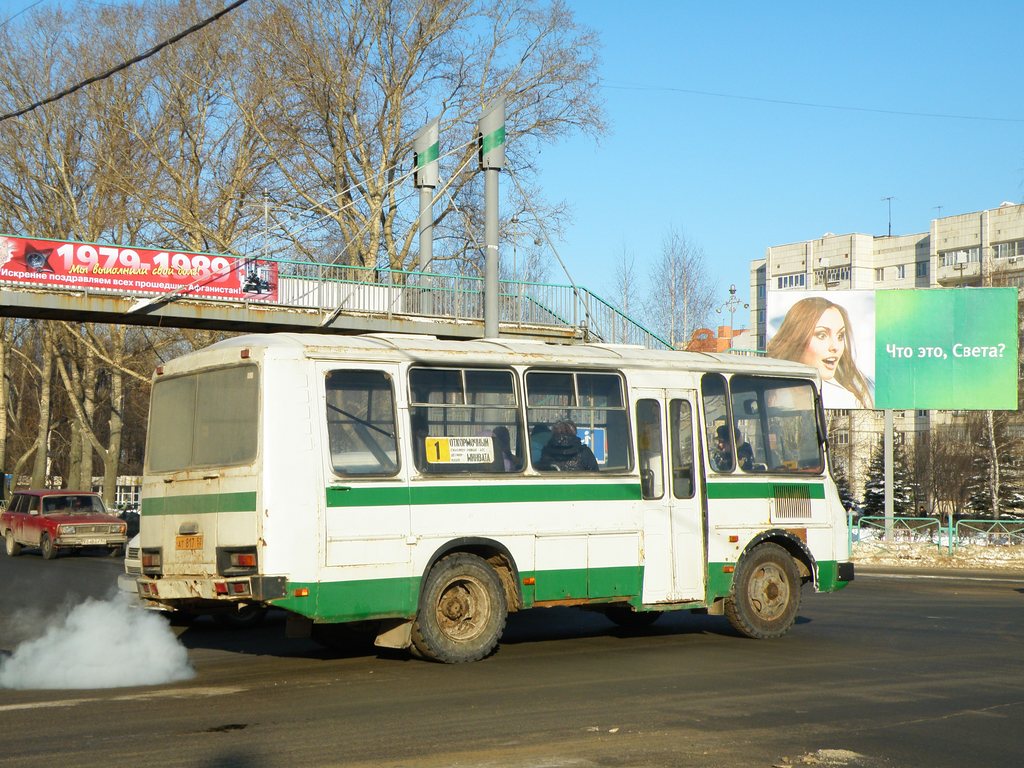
[0,235,279,302]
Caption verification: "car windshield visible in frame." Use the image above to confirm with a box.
[41,495,106,515]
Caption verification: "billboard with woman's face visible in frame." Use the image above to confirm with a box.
[766,288,1017,410]
[766,291,876,410]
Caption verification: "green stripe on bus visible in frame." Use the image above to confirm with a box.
[326,486,410,507]
[326,482,642,508]
[142,491,257,516]
[705,482,825,500]
[274,564,645,621]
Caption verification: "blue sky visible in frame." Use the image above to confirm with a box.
[3,1,1023,319]
[539,1,1024,311]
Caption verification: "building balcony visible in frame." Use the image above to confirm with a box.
[935,260,981,286]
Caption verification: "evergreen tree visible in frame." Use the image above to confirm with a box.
[861,440,916,517]
[965,412,1024,519]
[831,461,857,517]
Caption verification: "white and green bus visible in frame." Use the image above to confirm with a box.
[136,333,853,662]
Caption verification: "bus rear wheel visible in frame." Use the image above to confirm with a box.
[412,553,507,663]
[724,543,800,640]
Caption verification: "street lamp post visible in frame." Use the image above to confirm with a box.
[715,283,748,348]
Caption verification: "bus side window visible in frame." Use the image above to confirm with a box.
[408,367,523,475]
[635,399,664,499]
[325,369,399,477]
[670,399,696,499]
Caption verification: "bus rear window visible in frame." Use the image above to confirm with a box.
[147,365,259,472]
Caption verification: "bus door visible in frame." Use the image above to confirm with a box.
[319,363,410,569]
[634,390,705,604]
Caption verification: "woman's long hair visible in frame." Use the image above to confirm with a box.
[767,297,873,408]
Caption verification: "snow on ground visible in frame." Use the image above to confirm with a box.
[852,538,1024,570]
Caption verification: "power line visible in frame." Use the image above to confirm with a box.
[0,0,46,28]
[0,0,252,124]
[601,81,1024,124]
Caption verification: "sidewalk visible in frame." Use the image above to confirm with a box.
[854,562,1024,581]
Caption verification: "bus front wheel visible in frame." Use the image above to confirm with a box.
[724,543,801,640]
[412,553,507,663]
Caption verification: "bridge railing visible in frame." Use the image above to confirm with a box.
[267,257,673,348]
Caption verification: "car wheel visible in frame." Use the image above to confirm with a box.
[40,533,58,560]
[4,530,21,557]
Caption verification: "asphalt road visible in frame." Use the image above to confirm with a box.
[2,552,1023,768]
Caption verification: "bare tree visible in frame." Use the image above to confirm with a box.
[0,0,606,493]
[611,246,642,318]
[645,227,717,348]
[238,0,603,271]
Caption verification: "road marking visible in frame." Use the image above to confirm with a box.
[0,685,245,712]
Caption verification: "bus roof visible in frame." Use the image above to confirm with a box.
[161,332,819,382]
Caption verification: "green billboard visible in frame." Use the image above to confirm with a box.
[874,288,1018,410]
[766,287,1018,411]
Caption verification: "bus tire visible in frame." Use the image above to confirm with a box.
[724,542,800,640]
[604,606,662,629]
[412,553,507,663]
[40,533,58,560]
[5,530,21,557]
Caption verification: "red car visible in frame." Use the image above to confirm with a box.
[1,489,127,560]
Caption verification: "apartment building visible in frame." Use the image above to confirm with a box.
[749,202,1024,505]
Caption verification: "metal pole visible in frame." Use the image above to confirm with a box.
[413,118,439,316]
[477,99,505,338]
[884,409,894,541]
[418,186,433,315]
[484,169,499,336]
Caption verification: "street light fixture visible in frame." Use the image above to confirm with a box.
[716,283,749,342]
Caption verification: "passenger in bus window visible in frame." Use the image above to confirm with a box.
[712,425,734,472]
[529,423,551,463]
[737,434,755,471]
[492,426,522,471]
[536,420,599,472]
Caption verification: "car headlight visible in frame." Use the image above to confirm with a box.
[60,525,75,535]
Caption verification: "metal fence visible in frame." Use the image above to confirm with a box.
[852,514,1024,554]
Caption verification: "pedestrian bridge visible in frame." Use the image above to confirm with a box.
[0,251,671,349]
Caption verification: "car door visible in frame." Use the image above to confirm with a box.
[16,494,42,545]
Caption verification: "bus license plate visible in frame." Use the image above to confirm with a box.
[176,534,203,551]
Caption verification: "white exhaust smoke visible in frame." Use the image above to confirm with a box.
[0,592,195,690]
